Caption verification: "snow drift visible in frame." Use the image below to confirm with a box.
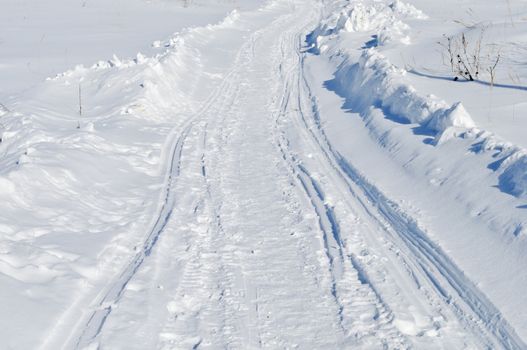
[308,0,527,199]
[333,50,476,135]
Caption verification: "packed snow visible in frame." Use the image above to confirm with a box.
[1,0,527,349]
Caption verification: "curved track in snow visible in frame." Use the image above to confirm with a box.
[63,27,271,350]
[40,0,526,348]
[274,26,525,349]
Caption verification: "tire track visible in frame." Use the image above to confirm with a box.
[273,30,409,348]
[65,62,244,349]
[282,25,526,348]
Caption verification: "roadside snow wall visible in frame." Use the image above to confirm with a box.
[307,0,527,199]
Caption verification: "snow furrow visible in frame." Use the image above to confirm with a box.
[273,27,409,348]
[72,123,191,349]
[62,56,246,349]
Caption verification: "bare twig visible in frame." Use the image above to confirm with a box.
[79,83,82,118]
[487,51,501,86]
[438,26,498,83]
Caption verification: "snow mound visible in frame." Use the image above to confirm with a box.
[344,2,389,33]
[500,155,527,198]
[427,102,476,133]
[389,0,428,20]
[464,134,527,198]
[216,9,240,27]
[335,50,476,135]
[308,0,427,51]
[344,0,427,33]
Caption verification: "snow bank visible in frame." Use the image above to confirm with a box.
[334,50,476,135]
[308,0,527,199]
[308,1,470,136]
[310,1,472,135]
[472,135,527,199]
[308,0,426,52]
[500,155,527,198]
[331,47,527,198]
[0,7,247,348]
[307,0,475,139]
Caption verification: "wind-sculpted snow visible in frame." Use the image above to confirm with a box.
[333,49,527,199]
[500,155,527,199]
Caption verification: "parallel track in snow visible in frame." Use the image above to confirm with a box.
[273,30,409,348]
[57,57,247,350]
[66,11,289,348]
[72,122,192,349]
[41,0,526,348]
[275,28,526,349]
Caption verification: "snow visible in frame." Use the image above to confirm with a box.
[304,0,527,345]
[329,49,476,134]
[0,0,261,98]
[500,152,527,198]
[1,0,527,348]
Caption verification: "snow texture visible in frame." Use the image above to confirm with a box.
[1,0,527,348]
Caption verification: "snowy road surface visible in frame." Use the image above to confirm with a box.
[1,0,527,349]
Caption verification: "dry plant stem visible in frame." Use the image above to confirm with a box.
[488,52,500,86]
[78,83,82,129]
[438,35,455,73]
[457,54,474,81]
[439,27,496,83]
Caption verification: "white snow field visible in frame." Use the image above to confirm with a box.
[1,0,527,349]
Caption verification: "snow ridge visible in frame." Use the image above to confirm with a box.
[308,0,527,198]
[302,0,527,346]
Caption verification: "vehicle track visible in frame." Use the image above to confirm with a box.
[276,23,526,348]
[63,58,247,350]
[65,5,302,348]
[42,0,526,348]
[273,29,409,348]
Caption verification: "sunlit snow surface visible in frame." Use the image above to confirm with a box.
[1,0,527,349]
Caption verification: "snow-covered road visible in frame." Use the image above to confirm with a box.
[58,0,523,348]
[1,0,527,349]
